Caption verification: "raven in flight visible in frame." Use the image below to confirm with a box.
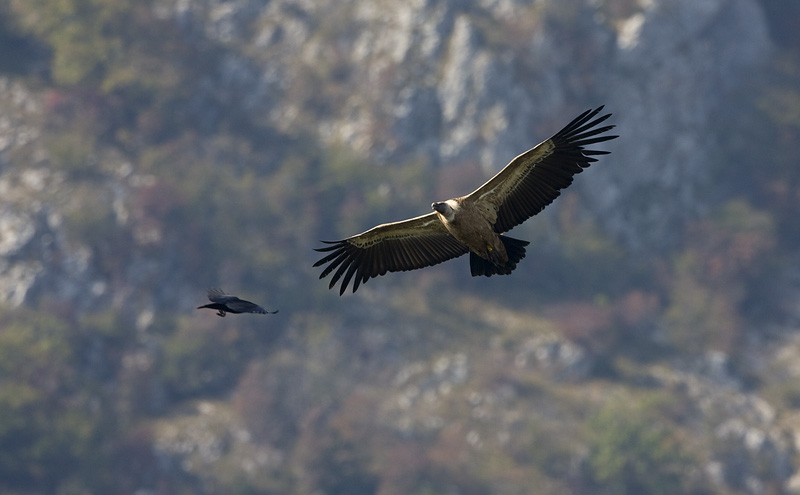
[197,288,278,317]
[314,106,618,294]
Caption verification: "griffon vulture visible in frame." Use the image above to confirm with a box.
[197,288,278,317]
[314,106,618,295]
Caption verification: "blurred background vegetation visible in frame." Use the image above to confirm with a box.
[1,0,800,494]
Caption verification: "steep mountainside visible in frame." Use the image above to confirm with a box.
[2,0,800,494]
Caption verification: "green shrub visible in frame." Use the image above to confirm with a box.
[586,397,696,495]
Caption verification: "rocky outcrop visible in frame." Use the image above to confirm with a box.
[594,0,772,249]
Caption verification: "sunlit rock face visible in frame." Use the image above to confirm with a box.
[592,0,772,249]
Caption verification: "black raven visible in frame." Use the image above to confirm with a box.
[197,288,278,317]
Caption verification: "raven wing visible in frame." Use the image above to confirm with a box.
[225,299,277,314]
[206,288,233,304]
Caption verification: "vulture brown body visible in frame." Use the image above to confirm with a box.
[314,106,618,294]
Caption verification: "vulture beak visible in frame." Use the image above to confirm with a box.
[432,201,455,222]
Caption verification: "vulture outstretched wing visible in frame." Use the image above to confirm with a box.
[471,106,617,233]
[314,213,469,295]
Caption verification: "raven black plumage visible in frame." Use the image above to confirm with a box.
[197,288,278,317]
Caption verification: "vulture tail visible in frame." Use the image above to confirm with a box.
[469,236,530,277]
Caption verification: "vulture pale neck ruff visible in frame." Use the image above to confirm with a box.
[314,106,619,295]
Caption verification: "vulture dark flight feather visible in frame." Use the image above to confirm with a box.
[197,288,278,317]
[314,106,618,295]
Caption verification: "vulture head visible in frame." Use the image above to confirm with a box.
[432,201,457,222]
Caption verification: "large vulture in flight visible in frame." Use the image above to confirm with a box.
[314,106,618,295]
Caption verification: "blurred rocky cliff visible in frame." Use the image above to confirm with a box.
[0,0,775,307]
[3,0,800,494]
[156,0,770,247]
